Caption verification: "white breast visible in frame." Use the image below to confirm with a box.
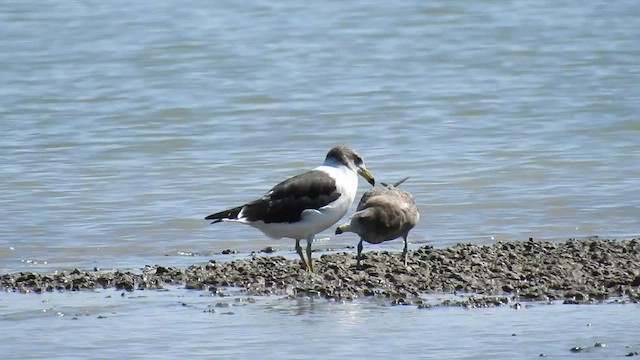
[305,163,359,229]
[246,163,359,240]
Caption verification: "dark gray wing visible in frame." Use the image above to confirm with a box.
[241,170,341,223]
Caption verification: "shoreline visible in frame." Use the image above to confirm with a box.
[2,238,639,307]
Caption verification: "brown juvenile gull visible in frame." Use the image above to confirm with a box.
[335,177,419,267]
[205,146,375,271]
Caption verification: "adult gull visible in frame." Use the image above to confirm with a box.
[205,146,375,271]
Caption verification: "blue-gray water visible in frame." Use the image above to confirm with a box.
[1,0,639,358]
[1,289,638,360]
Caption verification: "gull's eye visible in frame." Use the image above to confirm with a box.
[354,155,363,166]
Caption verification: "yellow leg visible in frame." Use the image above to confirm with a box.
[295,239,307,269]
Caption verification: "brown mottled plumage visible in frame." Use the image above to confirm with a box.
[335,177,419,266]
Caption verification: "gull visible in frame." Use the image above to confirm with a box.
[205,146,375,271]
[335,177,419,267]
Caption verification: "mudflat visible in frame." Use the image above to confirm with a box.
[2,238,639,307]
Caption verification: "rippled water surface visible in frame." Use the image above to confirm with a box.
[1,0,639,357]
[1,289,639,359]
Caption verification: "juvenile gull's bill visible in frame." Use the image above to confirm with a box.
[205,146,375,271]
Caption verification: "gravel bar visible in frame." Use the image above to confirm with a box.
[2,238,639,307]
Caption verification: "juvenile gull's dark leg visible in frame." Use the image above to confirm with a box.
[402,235,408,266]
[357,239,364,268]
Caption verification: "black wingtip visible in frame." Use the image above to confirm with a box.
[205,205,244,223]
[380,177,409,188]
[392,177,410,187]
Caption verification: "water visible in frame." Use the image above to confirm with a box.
[1,0,639,357]
[0,289,638,359]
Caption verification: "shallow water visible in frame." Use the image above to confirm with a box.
[1,0,639,357]
[0,289,638,359]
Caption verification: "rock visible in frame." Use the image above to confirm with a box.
[155,266,170,275]
[259,246,277,253]
[502,284,515,292]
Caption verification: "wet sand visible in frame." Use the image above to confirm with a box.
[2,238,639,307]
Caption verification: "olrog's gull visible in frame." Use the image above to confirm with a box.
[335,177,419,267]
[205,146,375,271]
